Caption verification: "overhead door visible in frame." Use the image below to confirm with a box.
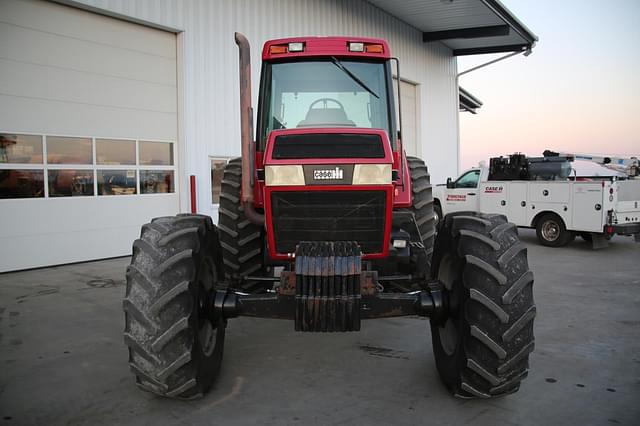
[0,0,179,272]
[393,78,420,157]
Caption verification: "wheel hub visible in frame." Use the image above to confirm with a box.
[541,220,560,241]
[196,257,219,357]
[437,254,461,356]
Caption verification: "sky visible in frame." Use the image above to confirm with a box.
[457,0,640,170]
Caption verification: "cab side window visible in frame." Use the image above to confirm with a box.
[455,170,480,188]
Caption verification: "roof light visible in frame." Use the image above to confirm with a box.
[288,42,304,52]
[348,42,364,52]
[365,44,384,53]
[269,45,288,54]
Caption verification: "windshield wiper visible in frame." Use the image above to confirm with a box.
[330,56,379,99]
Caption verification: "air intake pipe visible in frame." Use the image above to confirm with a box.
[235,32,264,226]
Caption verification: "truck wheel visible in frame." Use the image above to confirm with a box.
[403,156,436,277]
[123,214,225,399]
[535,213,574,247]
[434,203,443,229]
[218,158,265,288]
[430,212,535,398]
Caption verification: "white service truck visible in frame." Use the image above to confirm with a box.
[433,153,640,248]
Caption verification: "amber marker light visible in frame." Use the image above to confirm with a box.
[269,45,288,54]
[365,44,384,53]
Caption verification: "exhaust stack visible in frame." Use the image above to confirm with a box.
[235,32,264,226]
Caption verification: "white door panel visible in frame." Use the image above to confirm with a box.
[0,0,178,272]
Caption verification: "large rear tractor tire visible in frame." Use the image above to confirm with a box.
[402,156,436,278]
[123,214,225,399]
[430,212,536,398]
[218,158,266,289]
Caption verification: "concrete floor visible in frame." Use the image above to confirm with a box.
[0,229,639,426]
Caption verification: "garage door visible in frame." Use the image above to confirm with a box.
[0,0,179,272]
[400,80,419,157]
[393,78,420,157]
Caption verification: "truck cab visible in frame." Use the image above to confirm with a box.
[437,167,483,216]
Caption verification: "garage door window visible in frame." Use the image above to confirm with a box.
[98,170,137,195]
[0,133,45,198]
[0,134,43,164]
[96,139,136,165]
[141,170,174,194]
[0,133,175,199]
[140,141,174,166]
[47,137,92,164]
[0,169,44,199]
[48,169,94,197]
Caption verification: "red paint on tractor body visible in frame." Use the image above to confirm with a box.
[262,37,391,61]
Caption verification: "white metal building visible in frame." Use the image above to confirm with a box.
[0,0,536,271]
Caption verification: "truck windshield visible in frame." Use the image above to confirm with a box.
[259,59,392,149]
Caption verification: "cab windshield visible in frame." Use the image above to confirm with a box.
[258,59,393,149]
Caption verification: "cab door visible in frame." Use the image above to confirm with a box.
[443,169,481,214]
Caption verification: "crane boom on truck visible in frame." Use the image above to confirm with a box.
[543,150,639,178]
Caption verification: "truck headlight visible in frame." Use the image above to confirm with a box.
[265,165,305,186]
[352,164,392,185]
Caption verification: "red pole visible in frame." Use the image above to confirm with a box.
[189,175,197,214]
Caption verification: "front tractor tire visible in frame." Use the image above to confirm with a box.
[123,214,225,399]
[430,212,536,398]
[218,158,265,288]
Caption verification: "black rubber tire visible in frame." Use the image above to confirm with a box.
[218,158,265,287]
[430,212,535,398]
[535,213,574,247]
[400,156,436,277]
[123,214,225,399]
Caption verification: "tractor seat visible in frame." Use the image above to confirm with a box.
[297,108,356,127]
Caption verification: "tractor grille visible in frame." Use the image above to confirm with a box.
[272,134,385,159]
[270,190,387,254]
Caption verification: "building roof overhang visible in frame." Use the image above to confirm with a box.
[367,0,537,56]
[459,87,483,114]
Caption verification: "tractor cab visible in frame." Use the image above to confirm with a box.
[246,37,414,261]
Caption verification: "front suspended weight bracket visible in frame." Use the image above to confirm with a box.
[212,241,448,331]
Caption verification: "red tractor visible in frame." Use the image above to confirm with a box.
[123,34,535,400]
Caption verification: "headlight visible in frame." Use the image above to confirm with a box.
[352,164,392,185]
[265,165,305,186]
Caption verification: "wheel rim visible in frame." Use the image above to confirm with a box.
[197,256,218,357]
[541,219,560,242]
[437,254,458,356]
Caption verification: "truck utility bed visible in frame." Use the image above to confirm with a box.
[434,160,640,247]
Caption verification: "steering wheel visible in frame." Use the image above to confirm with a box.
[308,97,346,112]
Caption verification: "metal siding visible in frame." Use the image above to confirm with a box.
[71,0,460,216]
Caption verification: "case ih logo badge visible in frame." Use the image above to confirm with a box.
[313,167,344,180]
[484,186,504,193]
[447,194,466,201]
